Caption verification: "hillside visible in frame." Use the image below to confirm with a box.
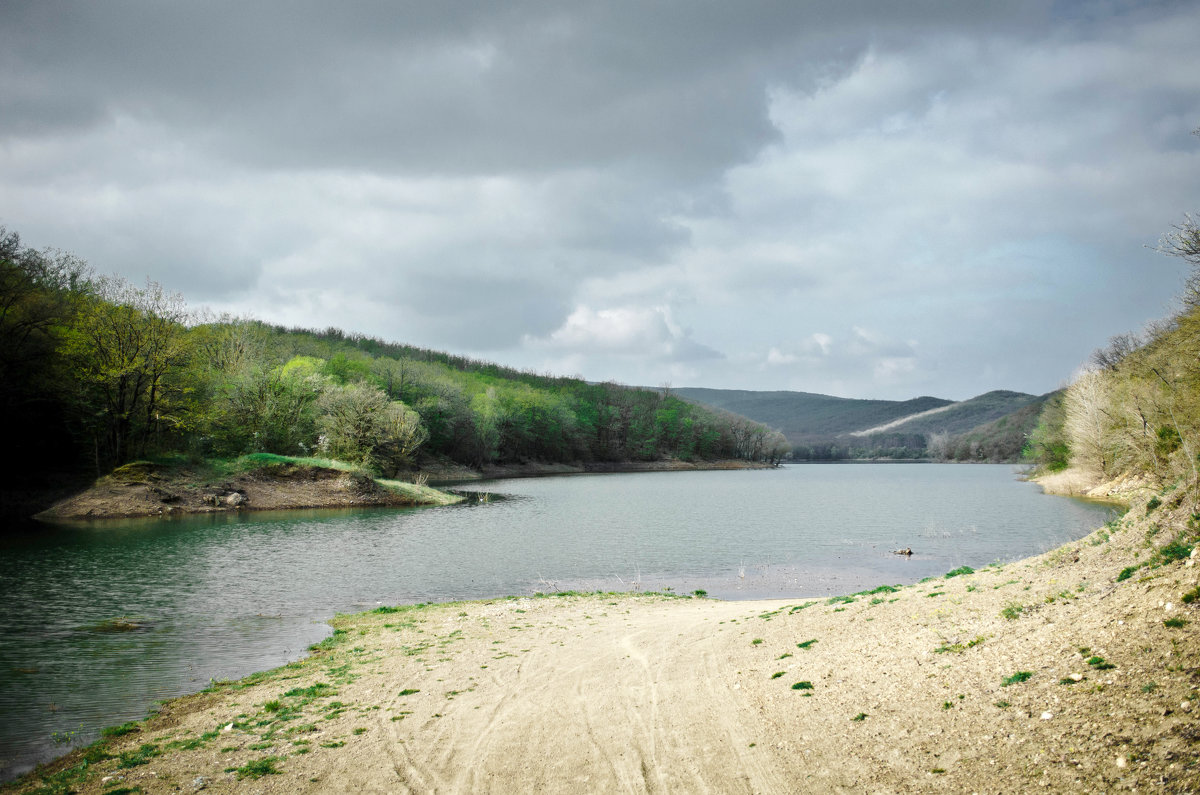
[672,388,951,440]
[675,386,1045,462]
[856,390,1042,437]
[0,230,791,519]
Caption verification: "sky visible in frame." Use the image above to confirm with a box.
[2,1,1198,401]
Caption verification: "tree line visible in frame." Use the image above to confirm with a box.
[0,228,790,491]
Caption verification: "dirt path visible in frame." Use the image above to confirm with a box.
[10,489,1200,793]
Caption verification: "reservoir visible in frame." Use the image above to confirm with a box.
[0,464,1114,780]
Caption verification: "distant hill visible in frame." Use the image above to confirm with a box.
[674,386,1047,462]
[671,388,951,440]
[851,390,1043,438]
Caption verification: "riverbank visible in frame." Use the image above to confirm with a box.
[35,455,463,521]
[403,456,778,484]
[34,456,775,521]
[10,482,1198,793]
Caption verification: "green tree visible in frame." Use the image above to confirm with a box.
[63,277,191,467]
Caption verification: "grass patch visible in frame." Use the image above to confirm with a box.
[1087,655,1116,670]
[1000,671,1033,687]
[1164,617,1188,628]
[284,683,337,699]
[851,713,867,722]
[945,566,975,578]
[1000,603,1025,620]
[791,681,814,691]
[1183,585,1200,604]
[229,756,283,780]
[826,595,855,605]
[751,638,763,645]
[933,636,985,654]
[100,721,140,739]
[398,688,420,696]
[771,671,785,679]
[796,639,818,650]
[117,743,161,768]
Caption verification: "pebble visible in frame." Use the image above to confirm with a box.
[222,723,234,732]
[1181,701,1193,712]
[1068,673,1084,682]
[1041,712,1053,720]
[1117,756,1127,769]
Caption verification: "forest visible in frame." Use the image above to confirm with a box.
[0,228,790,510]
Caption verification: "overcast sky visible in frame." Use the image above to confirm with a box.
[2,1,1198,400]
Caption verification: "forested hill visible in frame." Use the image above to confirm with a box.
[0,229,790,514]
[672,388,951,438]
[675,386,1046,462]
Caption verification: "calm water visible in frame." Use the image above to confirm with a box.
[0,464,1113,780]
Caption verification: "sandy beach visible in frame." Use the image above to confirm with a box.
[8,484,1199,794]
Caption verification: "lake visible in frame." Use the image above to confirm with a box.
[0,463,1115,780]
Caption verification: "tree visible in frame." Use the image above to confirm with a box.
[63,277,191,467]
[317,382,426,473]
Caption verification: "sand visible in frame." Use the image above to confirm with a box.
[10,483,1200,794]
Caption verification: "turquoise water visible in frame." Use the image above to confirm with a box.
[0,464,1114,780]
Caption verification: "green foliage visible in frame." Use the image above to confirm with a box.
[945,566,975,578]
[1000,671,1033,687]
[1023,391,1070,471]
[1117,566,1139,582]
[0,228,794,494]
[790,681,814,690]
[1182,585,1200,604]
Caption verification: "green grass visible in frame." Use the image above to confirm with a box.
[791,681,814,691]
[1164,617,1188,628]
[229,756,283,780]
[934,636,984,654]
[100,721,140,739]
[771,671,785,679]
[945,566,975,578]
[1000,671,1033,687]
[1000,603,1025,620]
[399,688,420,696]
[1183,585,1200,604]
[796,639,818,650]
[283,683,337,699]
[1086,655,1116,670]
[117,743,161,768]
[851,713,867,722]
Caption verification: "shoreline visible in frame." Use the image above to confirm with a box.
[9,482,1198,793]
[34,457,776,521]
